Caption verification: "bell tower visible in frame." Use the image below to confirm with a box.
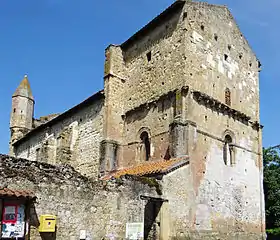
[9,75,34,155]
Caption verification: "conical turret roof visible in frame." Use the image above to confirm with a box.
[13,75,34,100]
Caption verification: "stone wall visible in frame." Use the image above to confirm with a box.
[120,1,260,119]
[119,89,265,239]
[183,2,260,120]
[115,1,265,238]
[0,154,159,240]
[13,96,104,178]
[187,132,265,238]
[10,95,34,132]
[121,2,185,113]
[121,92,176,167]
[161,163,264,240]
[0,151,265,240]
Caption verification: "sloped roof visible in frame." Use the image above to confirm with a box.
[101,157,189,180]
[121,0,185,50]
[13,75,34,100]
[14,90,104,146]
[0,188,36,200]
[121,0,258,61]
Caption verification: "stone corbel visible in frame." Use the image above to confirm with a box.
[192,90,253,125]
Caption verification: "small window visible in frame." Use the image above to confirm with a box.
[146,51,152,62]
[214,34,218,41]
[140,131,150,161]
[36,148,40,161]
[224,54,228,61]
[225,88,231,106]
[223,134,234,166]
[27,148,30,158]
[13,108,16,113]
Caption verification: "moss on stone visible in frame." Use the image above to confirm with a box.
[138,176,162,195]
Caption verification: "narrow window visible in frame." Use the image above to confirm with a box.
[223,135,234,166]
[214,34,218,41]
[13,108,16,113]
[146,51,152,62]
[224,54,228,61]
[140,131,150,161]
[225,88,231,106]
[27,148,30,158]
[36,148,40,161]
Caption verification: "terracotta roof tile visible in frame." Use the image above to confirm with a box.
[0,188,36,199]
[102,157,189,180]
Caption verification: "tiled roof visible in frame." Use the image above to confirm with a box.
[0,188,36,200]
[102,157,189,180]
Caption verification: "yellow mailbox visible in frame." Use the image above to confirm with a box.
[38,215,56,232]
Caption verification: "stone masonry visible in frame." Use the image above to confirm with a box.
[0,154,158,239]
[7,0,265,239]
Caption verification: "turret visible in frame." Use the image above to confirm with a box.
[9,75,34,155]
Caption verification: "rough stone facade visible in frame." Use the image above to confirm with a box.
[0,154,158,240]
[12,92,104,178]
[8,0,265,239]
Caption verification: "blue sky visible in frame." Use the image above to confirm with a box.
[0,0,278,153]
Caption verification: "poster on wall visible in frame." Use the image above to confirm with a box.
[125,222,144,240]
[1,204,26,238]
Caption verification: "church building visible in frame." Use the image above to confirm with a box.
[5,1,265,239]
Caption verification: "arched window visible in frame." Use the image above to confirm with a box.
[223,134,234,166]
[225,88,231,106]
[140,131,150,161]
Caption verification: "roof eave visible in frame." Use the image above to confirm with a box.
[121,0,186,50]
[13,90,104,146]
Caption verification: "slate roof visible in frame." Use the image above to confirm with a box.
[102,157,189,180]
[13,75,34,100]
[0,188,36,200]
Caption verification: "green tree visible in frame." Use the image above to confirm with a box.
[263,147,280,230]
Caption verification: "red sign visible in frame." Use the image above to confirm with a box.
[2,204,18,224]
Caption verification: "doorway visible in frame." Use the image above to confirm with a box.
[141,195,169,240]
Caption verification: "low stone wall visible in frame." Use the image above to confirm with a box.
[0,154,265,240]
[0,154,157,240]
